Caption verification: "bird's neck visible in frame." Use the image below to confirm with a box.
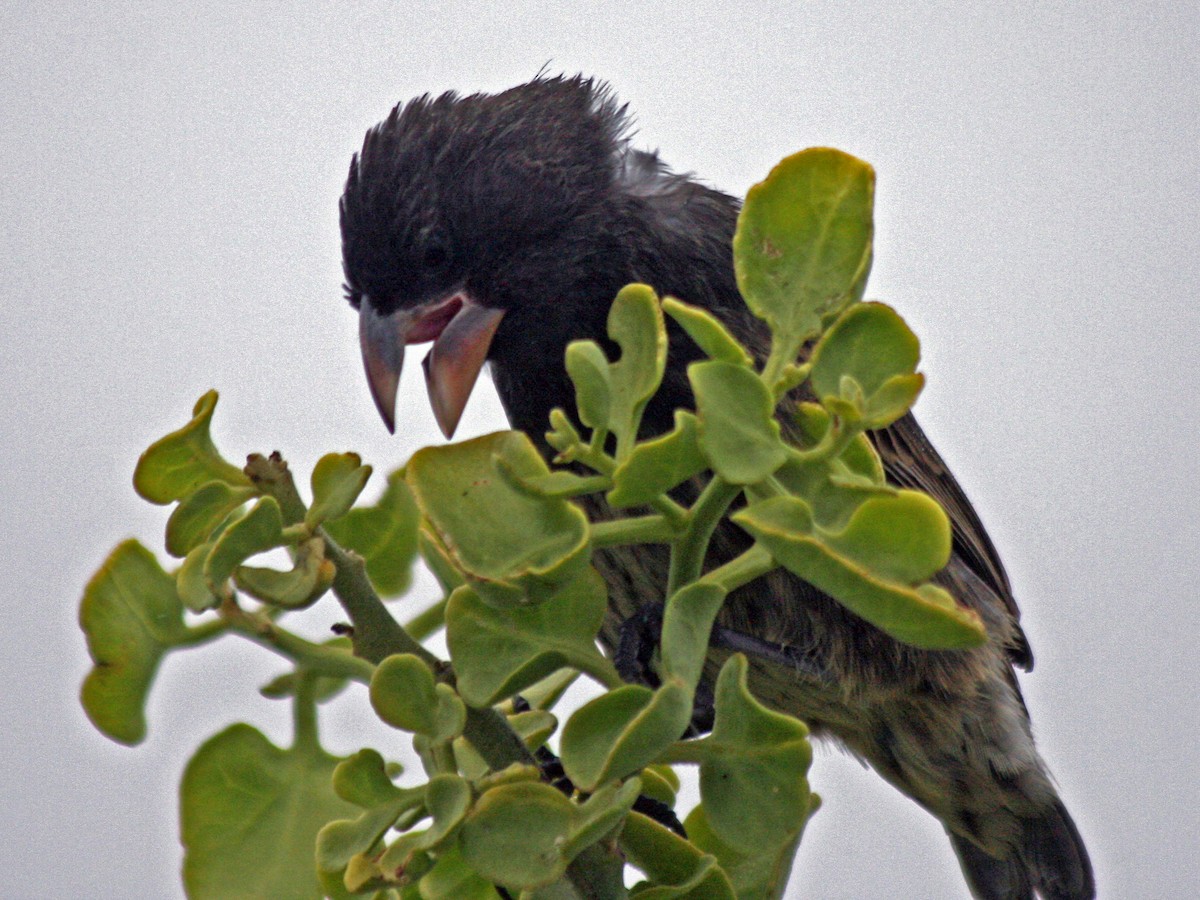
[490,176,743,451]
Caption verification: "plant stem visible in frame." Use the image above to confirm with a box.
[246,452,537,771]
[574,442,617,476]
[666,476,741,596]
[592,514,678,547]
[223,609,376,683]
[788,417,863,465]
[699,544,776,595]
[322,528,536,770]
[762,335,802,397]
[322,533,439,666]
[648,494,688,529]
[176,618,229,648]
[657,739,710,766]
[292,671,320,754]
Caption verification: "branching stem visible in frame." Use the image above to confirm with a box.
[666,476,742,596]
[245,452,538,774]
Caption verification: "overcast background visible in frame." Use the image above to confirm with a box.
[4,2,1197,898]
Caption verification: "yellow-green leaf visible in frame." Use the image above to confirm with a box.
[407,432,590,608]
[79,540,187,745]
[133,391,251,504]
[733,148,875,350]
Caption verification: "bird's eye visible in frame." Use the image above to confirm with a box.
[421,232,450,270]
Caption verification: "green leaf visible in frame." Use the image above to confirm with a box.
[324,469,421,598]
[608,411,706,508]
[422,775,471,843]
[446,570,613,707]
[545,407,583,458]
[792,403,886,485]
[620,813,735,900]
[518,668,582,712]
[418,845,502,900]
[79,540,186,745]
[332,749,405,809]
[828,490,952,583]
[565,339,613,431]
[165,480,255,558]
[307,452,373,529]
[690,361,787,484]
[769,451,893,535]
[606,284,667,457]
[698,655,812,855]
[810,302,924,428]
[638,765,680,808]
[562,777,642,859]
[459,782,576,889]
[507,709,559,750]
[662,298,753,366]
[177,540,222,612]
[370,654,437,734]
[235,536,335,609]
[733,148,875,350]
[660,582,728,693]
[133,390,251,504]
[318,751,425,879]
[560,680,692,792]
[181,723,358,900]
[499,468,611,500]
[459,779,639,892]
[371,654,466,742]
[377,775,472,875]
[407,432,591,608]
[419,528,465,596]
[204,497,286,591]
[684,804,807,900]
[734,496,986,648]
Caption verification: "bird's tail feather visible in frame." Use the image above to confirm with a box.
[949,797,1095,900]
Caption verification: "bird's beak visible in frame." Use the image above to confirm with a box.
[358,291,505,438]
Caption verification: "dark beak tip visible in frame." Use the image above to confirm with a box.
[359,301,406,435]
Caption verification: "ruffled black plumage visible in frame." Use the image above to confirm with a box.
[339,75,1093,899]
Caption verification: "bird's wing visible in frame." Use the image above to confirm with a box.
[870,413,1033,669]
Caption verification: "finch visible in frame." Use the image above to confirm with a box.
[339,75,1093,900]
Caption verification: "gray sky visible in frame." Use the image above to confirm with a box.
[4,2,1197,897]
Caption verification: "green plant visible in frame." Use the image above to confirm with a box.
[80,148,982,899]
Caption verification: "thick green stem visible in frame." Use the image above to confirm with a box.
[592,514,679,547]
[323,528,536,770]
[657,738,710,766]
[788,417,864,466]
[246,453,536,771]
[666,476,742,596]
[292,671,321,754]
[762,335,803,397]
[322,534,439,667]
[573,442,617,476]
[699,544,776,595]
[223,610,376,683]
[648,494,689,529]
[176,618,229,648]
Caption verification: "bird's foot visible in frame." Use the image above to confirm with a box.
[518,712,687,838]
[613,604,715,736]
[613,603,665,688]
[708,626,833,686]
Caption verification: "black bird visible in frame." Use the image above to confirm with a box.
[339,76,1094,900]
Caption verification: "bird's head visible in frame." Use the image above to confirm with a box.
[340,76,634,437]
